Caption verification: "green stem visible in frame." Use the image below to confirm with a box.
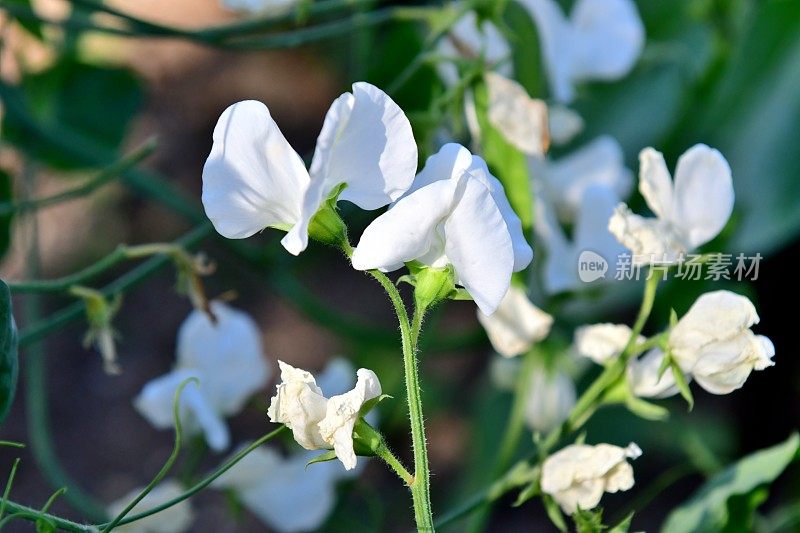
[0,501,97,532]
[0,458,20,522]
[367,270,434,531]
[376,441,414,486]
[494,350,537,475]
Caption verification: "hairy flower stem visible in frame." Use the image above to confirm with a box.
[367,270,435,531]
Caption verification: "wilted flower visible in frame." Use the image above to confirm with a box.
[524,368,576,433]
[213,446,358,533]
[267,360,381,470]
[135,302,270,451]
[477,285,553,357]
[202,82,417,255]
[669,290,774,394]
[609,145,734,264]
[483,72,550,156]
[520,0,644,103]
[107,480,193,533]
[541,442,641,514]
[352,143,533,314]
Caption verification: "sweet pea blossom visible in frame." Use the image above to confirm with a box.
[519,0,644,102]
[202,82,417,255]
[669,290,775,394]
[213,446,357,533]
[483,72,550,156]
[436,9,511,87]
[135,303,270,451]
[609,145,734,264]
[541,442,642,514]
[267,360,381,470]
[524,368,576,433]
[107,480,194,533]
[477,285,553,358]
[573,323,642,365]
[352,143,533,314]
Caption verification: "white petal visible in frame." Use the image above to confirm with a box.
[524,369,576,433]
[519,0,576,102]
[177,302,269,416]
[670,144,734,248]
[485,72,550,156]
[402,142,474,196]
[267,361,329,450]
[445,176,515,314]
[439,11,512,86]
[318,369,382,470]
[690,331,774,395]
[202,100,309,239]
[534,184,578,294]
[572,184,629,269]
[547,104,584,146]
[569,0,645,80]
[627,348,680,399]
[108,480,194,533]
[574,323,641,364]
[351,178,457,272]
[638,147,674,220]
[608,203,687,263]
[476,285,553,357]
[311,82,418,210]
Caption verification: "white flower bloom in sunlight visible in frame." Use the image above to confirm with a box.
[524,369,576,433]
[574,323,643,365]
[352,143,533,314]
[608,145,734,264]
[221,0,299,16]
[268,360,381,470]
[135,303,270,452]
[534,183,628,294]
[477,285,553,358]
[213,446,358,533]
[547,105,584,146]
[541,442,641,514]
[626,348,680,399]
[669,290,774,394]
[108,480,193,533]
[519,0,644,103]
[202,82,417,255]
[436,9,511,87]
[532,136,633,223]
[484,72,550,156]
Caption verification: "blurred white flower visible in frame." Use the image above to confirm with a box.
[541,442,641,514]
[107,480,193,533]
[221,0,299,16]
[477,285,553,357]
[626,347,681,399]
[524,368,576,433]
[213,445,358,533]
[489,354,521,391]
[532,136,633,223]
[436,9,511,87]
[135,302,269,452]
[268,360,381,470]
[202,82,417,255]
[573,323,643,365]
[534,183,628,294]
[609,145,734,264]
[352,143,532,314]
[669,290,774,394]
[484,72,550,156]
[547,105,584,146]
[519,0,644,103]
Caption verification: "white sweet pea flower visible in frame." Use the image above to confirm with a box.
[135,303,270,451]
[669,290,774,394]
[535,183,628,294]
[221,0,299,16]
[213,446,356,533]
[202,82,417,255]
[524,368,576,433]
[268,360,381,470]
[541,442,642,514]
[626,348,681,399]
[519,0,644,103]
[483,72,550,156]
[352,143,533,314]
[609,145,734,264]
[436,9,511,87]
[547,105,584,146]
[107,480,193,533]
[532,136,633,223]
[573,323,643,365]
[477,285,553,357]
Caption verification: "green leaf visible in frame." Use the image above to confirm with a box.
[306,450,338,468]
[574,507,605,533]
[662,432,800,532]
[543,493,568,532]
[669,357,694,411]
[609,512,634,533]
[0,169,12,261]
[513,480,539,507]
[625,395,670,421]
[472,78,533,230]
[0,280,19,426]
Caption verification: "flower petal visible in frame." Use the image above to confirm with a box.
[519,0,576,102]
[267,361,329,450]
[627,348,681,399]
[608,203,687,263]
[476,285,553,357]
[485,72,550,156]
[638,147,673,220]
[202,100,309,239]
[574,323,642,364]
[671,144,734,248]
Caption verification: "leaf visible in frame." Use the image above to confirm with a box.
[542,493,568,532]
[669,357,694,411]
[0,169,12,261]
[609,512,634,533]
[472,79,533,230]
[513,480,539,507]
[0,280,18,426]
[625,396,670,421]
[306,450,338,469]
[574,507,605,533]
[662,432,800,532]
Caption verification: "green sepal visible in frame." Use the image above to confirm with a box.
[359,393,391,418]
[542,493,568,532]
[306,450,338,469]
[413,265,457,311]
[625,395,670,421]
[352,418,383,457]
[307,183,349,249]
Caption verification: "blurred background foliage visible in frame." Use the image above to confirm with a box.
[0,0,798,531]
